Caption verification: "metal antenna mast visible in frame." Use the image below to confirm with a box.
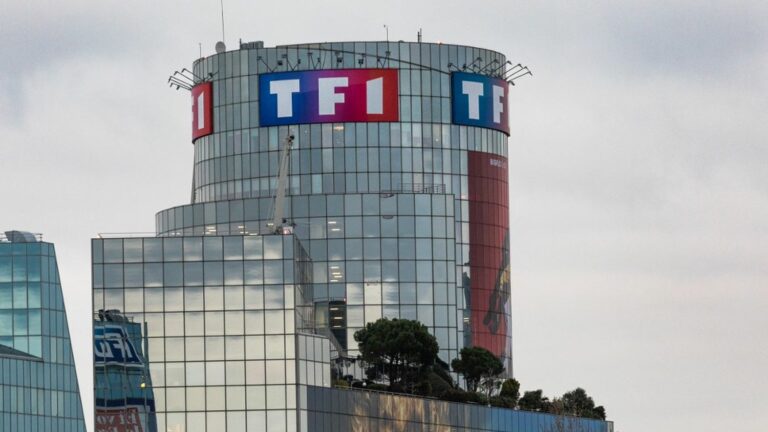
[269,134,295,234]
[219,0,226,44]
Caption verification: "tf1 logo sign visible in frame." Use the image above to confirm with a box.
[94,324,143,368]
[259,69,398,126]
[451,72,509,135]
[192,82,213,141]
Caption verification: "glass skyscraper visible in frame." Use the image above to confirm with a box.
[0,230,86,432]
[92,40,611,432]
[164,40,513,370]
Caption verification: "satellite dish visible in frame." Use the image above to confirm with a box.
[215,41,226,54]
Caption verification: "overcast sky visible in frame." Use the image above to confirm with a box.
[2,1,767,431]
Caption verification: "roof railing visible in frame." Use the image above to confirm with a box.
[0,231,43,243]
[96,232,158,239]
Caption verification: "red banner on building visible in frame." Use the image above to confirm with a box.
[468,151,510,360]
[191,82,213,141]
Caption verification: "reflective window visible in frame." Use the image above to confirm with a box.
[224,236,244,260]
[203,237,223,261]
[163,238,183,262]
[263,261,282,284]
[183,238,203,261]
[103,239,123,263]
[124,239,143,262]
[264,310,284,334]
[205,286,224,310]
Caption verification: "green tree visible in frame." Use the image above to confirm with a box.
[432,357,455,388]
[451,347,505,399]
[561,388,606,420]
[499,378,521,408]
[518,389,550,412]
[353,318,439,391]
[593,406,606,420]
[422,357,455,397]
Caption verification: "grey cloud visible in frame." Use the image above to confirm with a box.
[601,3,767,76]
[2,2,768,432]
[0,4,146,121]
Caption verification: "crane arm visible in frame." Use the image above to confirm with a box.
[270,134,294,234]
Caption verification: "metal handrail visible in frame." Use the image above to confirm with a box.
[96,232,158,239]
[387,183,446,194]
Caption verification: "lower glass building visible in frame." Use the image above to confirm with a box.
[92,40,613,431]
[0,231,86,432]
[92,233,329,432]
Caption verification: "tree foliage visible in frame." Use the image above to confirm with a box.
[498,378,521,408]
[353,318,439,390]
[349,319,608,420]
[592,406,606,420]
[560,388,606,420]
[432,357,455,388]
[451,347,505,399]
[519,388,606,420]
[518,389,550,412]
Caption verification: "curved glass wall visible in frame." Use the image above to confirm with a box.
[165,41,513,372]
[188,41,506,205]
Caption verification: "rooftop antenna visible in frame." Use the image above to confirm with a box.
[417,28,422,43]
[219,0,226,45]
[383,24,389,42]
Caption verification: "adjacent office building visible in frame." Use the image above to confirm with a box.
[0,231,86,432]
[92,40,611,431]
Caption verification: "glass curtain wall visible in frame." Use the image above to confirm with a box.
[0,239,86,432]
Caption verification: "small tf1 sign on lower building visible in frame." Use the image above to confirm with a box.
[191,82,213,140]
[451,72,510,135]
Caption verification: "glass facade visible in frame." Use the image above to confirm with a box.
[89,40,614,432]
[156,41,513,371]
[0,233,86,432]
[155,192,461,364]
[92,234,324,431]
[302,386,612,432]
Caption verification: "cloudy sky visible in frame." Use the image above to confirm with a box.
[2,1,767,431]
